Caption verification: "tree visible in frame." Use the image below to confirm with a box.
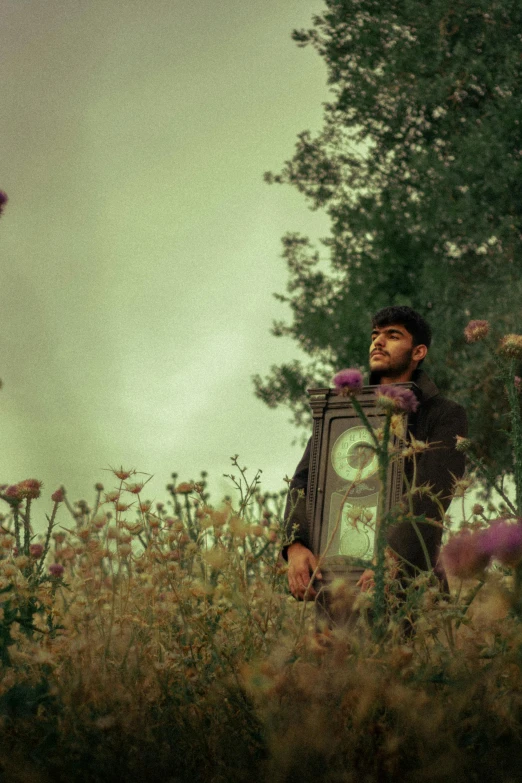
[253,0,522,471]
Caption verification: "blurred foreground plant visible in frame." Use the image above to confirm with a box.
[440,320,522,618]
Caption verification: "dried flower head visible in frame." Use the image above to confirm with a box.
[455,435,472,452]
[481,519,522,567]
[17,479,43,500]
[332,368,364,396]
[175,482,193,494]
[441,529,490,579]
[452,477,473,498]
[464,320,489,343]
[125,482,145,494]
[375,385,419,414]
[112,467,134,481]
[498,334,522,360]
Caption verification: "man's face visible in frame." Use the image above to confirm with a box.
[369,323,421,379]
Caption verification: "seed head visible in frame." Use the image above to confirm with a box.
[452,477,473,498]
[175,482,193,494]
[499,334,522,360]
[112,467,133,481]
[125,482,144,494]
[464,320,489,343]
[455,435,472,452]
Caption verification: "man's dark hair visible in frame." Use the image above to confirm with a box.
[371,306,432,348]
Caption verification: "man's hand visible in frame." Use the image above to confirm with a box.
[356,569,375,592]
[356,550,399,593]
[287,542,322,600]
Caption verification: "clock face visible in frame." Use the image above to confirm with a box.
[331,425,378,482]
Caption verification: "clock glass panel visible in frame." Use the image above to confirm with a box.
[319,420,380,565]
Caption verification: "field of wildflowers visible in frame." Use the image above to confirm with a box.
[1,322,522,782]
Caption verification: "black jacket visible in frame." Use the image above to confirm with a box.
[283,370,468,572]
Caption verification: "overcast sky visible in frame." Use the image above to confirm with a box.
[0,0,331,520]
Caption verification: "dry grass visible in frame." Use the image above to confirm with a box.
[0,468,521,782]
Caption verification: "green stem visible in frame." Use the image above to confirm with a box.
[410,517,433,571]
[13,507,21,553]
[23,499,31,556]
[373,412,392,635]
[455,579,485,629]
[351,397,382,452]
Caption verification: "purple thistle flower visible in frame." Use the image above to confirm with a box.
[441,529,491,579]
[332,368,364,396]
[375,385,419,414]
[0,191,7,216]
[4,485,21,499]
[29,543,44,559]
[464,320,489,343]
[480,519,522,567]
[51,488,64,504]
[49,563,64,578]
[17,478,42,500]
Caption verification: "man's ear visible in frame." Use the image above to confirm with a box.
[413,344,428,363]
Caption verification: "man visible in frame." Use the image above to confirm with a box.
[284,305,468,602]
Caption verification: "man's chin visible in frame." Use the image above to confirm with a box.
[369,360,388,373]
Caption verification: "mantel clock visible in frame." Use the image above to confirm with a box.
[306,384,415,573]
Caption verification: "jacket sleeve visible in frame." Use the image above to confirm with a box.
[386,399,468,570]
[281,438,312,559]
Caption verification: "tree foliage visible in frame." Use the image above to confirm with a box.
[254,0,522,469]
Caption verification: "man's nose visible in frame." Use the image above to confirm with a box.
[373,334,385,348]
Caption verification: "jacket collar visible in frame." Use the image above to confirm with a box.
[411,369,439,402]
